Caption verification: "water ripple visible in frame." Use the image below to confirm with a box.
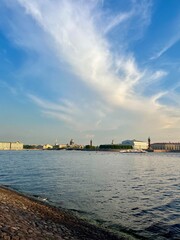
[0,150,180,239]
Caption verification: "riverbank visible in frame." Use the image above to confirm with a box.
[0,186,126,240]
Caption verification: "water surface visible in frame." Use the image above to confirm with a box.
[0,150,179,239]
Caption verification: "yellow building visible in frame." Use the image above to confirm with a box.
[43,144,53,150]
[58,144,68,149]
[0,141,23,150]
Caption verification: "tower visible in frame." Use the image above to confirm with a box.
[148,137,151,149]
[70,139,74,145]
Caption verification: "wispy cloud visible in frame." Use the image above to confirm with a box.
[0,80,18,95]
[28,94,82,128]
[2,0,180,139]
[150,37,180,60]
[103,0,152,41]
[28,93,113,131]
[150,14,180,61]
[15,0,150,108]
[28,94,78,115]
[16,1,180,128]
[150,70,168,80]
[103,12,133,34]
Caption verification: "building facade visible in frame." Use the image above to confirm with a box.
[122,139,148,150]
[57,144,68,149]
[0,141,23,150]
[151,143,180,151]
[43,144,53,150]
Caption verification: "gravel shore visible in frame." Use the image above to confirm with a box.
[0,186,126,240]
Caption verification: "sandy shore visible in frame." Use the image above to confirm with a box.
[0,186,126,240]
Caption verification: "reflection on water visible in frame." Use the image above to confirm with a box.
[0,150,180,239]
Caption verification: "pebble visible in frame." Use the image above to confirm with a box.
[0,186,124,240]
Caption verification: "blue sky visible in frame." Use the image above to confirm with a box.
[0,0,180,145]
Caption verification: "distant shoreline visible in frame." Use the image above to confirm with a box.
[26,149,180,153]
[1,148,180,153]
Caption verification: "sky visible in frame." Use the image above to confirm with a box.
[0,0,180,145]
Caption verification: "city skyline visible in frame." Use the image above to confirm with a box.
[0,0,180,145]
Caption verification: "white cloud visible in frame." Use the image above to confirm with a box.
[151,91,168,106]
[103,12,133,34]
[16,0,146,108]
[150,70,168,80]
[28,93,113,131]
[2,0,180,140]
[17,1,180,128]
[28,94,78,114]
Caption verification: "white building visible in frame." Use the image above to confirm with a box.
[122,139,148,150]
[0,141,23,150]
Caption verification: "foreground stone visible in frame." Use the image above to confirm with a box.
[0,186,125,240]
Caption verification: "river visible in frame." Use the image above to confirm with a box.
[0,150,179,239]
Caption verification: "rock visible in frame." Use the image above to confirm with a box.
[0,187,123,240]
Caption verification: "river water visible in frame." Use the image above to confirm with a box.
[0,150,179,239]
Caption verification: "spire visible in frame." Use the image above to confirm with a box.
[148,137,151,149]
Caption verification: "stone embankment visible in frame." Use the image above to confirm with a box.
[0,186,125,240]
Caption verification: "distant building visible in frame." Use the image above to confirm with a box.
[70,139,74,146]
[0,141,23,150]
[43,144,53,150]
[151,142,180,151]
[57,144,68,149]
[148,137,151,149]
[36,145,43,150]
[122,139,148,150]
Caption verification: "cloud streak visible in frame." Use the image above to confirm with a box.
[150,15,180,61]
[15,1,180,127]
[150,37,180,60]
[103,11,133,34]
[1,0,180,141]
[16,0,149,107]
